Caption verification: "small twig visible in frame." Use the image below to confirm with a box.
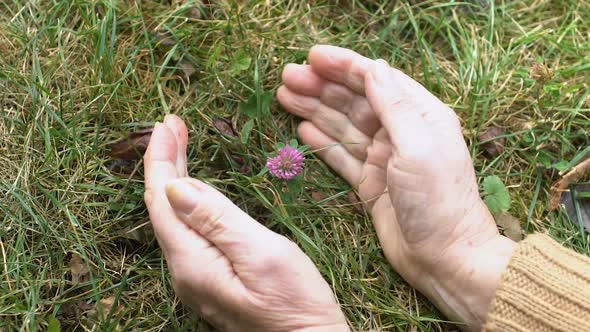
[550,155,590,210]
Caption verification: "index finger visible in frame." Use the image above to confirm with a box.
[308,45,373,94]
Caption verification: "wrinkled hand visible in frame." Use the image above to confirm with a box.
[278,46,515,330]
[143,115,348,332]
[364,59,516,329]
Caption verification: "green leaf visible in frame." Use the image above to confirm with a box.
[275,142,285,150]
[241,119,255,144]
[229,50,251,75]
[522,131,534,144]
[207,43,222,70]
[48,317,61,332]
[537,152,552,168]
[239,94,258,118]
[483,176,511,214]
[239,91,273,119]
[553,160,570,172]
[257,167,269,177]
[287,177,304,190]
[299,144,310,153]
[289,139,298,148]
[259,91,273,115]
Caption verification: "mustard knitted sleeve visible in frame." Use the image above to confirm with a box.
[483,234,590,332]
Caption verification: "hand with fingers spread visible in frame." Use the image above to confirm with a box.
[143,115,349,332]
[278,46,516,331]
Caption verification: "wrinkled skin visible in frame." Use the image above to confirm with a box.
[143,116,348,332]
[277,46,515,330]
[144,45,516,332]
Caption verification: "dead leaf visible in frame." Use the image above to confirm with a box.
[310,191,339,206]
[213,118,237,137]
[478,127,505,158]
[127,128,153,139]
[183,0,211,20]
[550,155,590,210]
[178,61,197,83]
[106,159,136,175]
[494,212,523,242]
[108,129,152,161]
[347,191,365,214]
[68,253,90,286]
[154,29,175,46]
[98,296,116,318]
[187,7,201,19]
[530,62,553,84]
[57,301,93,328]
[239,164,251,174]
[231,154,245,165]
[227,153,250,174]
[118,222,154,242]
[89,295,123,321]
[77,301,93,312]
[311,191,327,202]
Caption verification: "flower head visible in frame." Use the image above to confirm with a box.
[266,145,304,180]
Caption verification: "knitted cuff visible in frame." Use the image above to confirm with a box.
[483,234,590,332]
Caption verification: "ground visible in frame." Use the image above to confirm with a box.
[1,1,589,331]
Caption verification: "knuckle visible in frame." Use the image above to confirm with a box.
[258,239,299,271]
[190,204,226,238]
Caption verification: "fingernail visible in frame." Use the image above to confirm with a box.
[370,59,390,85]
[285,63,306,74]
[165,179,202,216]
[163,114,174,123]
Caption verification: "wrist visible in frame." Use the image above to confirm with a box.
[432,234,516,331]
[292,323,350,332]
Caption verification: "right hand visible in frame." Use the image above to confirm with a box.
[143,115,349,332]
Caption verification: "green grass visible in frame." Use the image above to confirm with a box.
[1,0,589,331]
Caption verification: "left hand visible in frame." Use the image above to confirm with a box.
[143,115,349,332]
[277,45,515,330]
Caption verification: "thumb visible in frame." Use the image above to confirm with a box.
[165,177,279,259]
[365,59,434,155]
